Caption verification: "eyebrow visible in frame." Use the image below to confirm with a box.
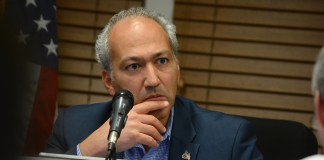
[119,50,171,65]
[153,50,171,58]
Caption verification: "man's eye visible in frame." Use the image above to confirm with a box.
[126,64,140,71]
[157,58,168,65]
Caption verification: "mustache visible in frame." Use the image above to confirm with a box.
[139,87,162,101]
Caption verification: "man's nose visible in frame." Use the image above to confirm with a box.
[143,64,160,88]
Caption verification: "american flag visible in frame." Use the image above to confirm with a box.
[5,0,58,156]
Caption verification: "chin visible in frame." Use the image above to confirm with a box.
[150,109,169,125]
[149,110,164,119]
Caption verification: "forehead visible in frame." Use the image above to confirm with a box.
[110,16,165,35]
[109,16,169,47]
[108,15,172,61]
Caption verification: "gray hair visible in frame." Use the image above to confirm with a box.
[95,7,178,74]
[311,46,324,100]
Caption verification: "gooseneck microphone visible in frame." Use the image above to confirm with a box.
[106,89,134,160]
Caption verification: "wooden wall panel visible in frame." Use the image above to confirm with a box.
[91,63,103,77]
[208,89,313,111]
[176,0,324,13]
[59,75,90,92]
[213,24,324,45]
[59,59,92,76]
[211,56,313,78]
[89,78,106,94]
[174,21,213,37]
[209,73,311,95]
[208,104,313,127]
[58,26,95,43]
[174,4,215,21]
[215,8,324,29]
[176,0,215,5]
[178,37,212,53]
[98,0,129,12]
[57,10,96,27]
[96,14,114,27]
[57,0,97,11]
[183,86,208,102]
[178,53,210,69]
[58,91,88,107]
[212,40,319,62]
[180,70,209,86]
[59,42,93,59]
[89,95,112,104]
[98,0,142,13]
[217,0,324,13]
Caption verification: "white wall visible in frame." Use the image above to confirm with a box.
[144,0,175,22]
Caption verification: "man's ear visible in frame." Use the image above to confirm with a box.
[177,64,180,83]
[315,90,324,127]
[102,71,115,96]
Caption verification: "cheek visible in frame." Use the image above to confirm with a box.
[165,70,179,92]
[114,71,137,86]
[114,75,142,102]
[171,68,180,84]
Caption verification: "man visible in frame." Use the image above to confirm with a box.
[302,47,324,160]
[45,7,263,159]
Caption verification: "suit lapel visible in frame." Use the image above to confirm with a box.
[169,138,199,160]
[169,98,200,160]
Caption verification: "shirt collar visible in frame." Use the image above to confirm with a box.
[164,106,174,141]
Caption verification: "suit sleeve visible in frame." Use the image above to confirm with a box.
[232,120,263,160]
[43,111,77,155]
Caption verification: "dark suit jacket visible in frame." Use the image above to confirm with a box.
[45,96,263,160]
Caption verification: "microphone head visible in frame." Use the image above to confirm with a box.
[112,89,134,107]
[110,89,134,127]
[107,89,134,147]
[112,89,134,104]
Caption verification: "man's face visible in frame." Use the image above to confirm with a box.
[103,16,180,125]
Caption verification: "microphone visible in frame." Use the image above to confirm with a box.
[106,89,134,160]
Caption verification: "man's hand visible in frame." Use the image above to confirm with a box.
[79,100,168,157]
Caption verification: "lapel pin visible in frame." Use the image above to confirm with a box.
[182,150,191,160]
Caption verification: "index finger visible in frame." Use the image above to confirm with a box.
[132,100,169,114]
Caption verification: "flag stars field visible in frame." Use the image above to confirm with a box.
[34,15,51,32]
[44,39,58,56]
